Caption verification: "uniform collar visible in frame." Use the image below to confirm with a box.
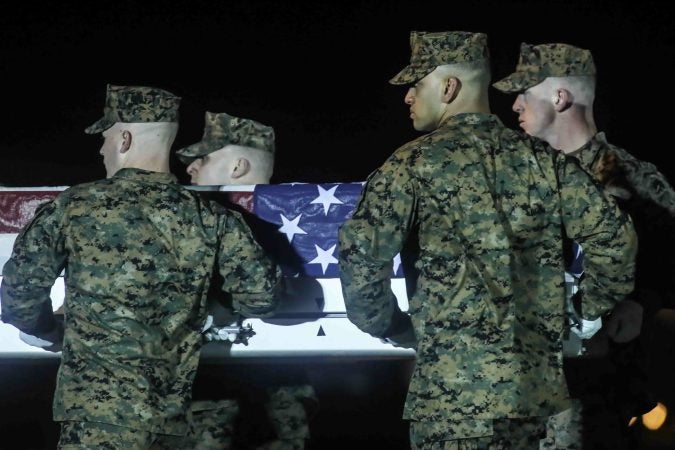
[439,112,502,129]
[112,168,178,184]
[568,132,607,169]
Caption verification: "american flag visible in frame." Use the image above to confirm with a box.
[252,183,404,279]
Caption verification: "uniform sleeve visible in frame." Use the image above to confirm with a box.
[558,156,638,319]
[217,210,282,318]
[1,200,67,337]
[613,147,675,216]
[338,163,416,338]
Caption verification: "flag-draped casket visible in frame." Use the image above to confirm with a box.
[0,184,413,360]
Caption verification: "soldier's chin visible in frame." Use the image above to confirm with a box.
[411,119,423,131]
[412,121,432,132]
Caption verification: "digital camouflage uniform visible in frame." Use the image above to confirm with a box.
[495,43,675,448]
[339,32,637,449]
[494,43,605,358]
[0,85,282,448]
[566,131,675,315]
[567,133,675,434]
[176,112,317,450]
[570,133,675,218]
[492,43,597,95]
[562,132,674,449]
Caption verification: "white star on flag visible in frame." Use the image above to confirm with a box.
[393,253,401,274]
[278,214,307,243]
[308,244,339,274]
[311,185,344,215]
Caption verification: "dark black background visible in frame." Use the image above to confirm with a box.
[1,0,673,186]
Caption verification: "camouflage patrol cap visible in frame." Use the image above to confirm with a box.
[390,31,489,85]
[85,84,181,134]
[175,111,275,164]
[493,43,596,93]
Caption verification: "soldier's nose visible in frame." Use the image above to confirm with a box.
[404,89,415,105]
[187,159,202,175]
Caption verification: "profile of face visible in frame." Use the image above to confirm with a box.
[512,83,556,140]
[186,146,259,186]
[404,71,445,132]
[186,152,226,186]
[99,125,126,178]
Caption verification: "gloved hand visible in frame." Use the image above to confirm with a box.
[605,299,643,343]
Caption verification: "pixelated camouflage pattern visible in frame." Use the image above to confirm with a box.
[390,31,489,85]
[562,133,675,355]
[182,383,315,449]
[85,84,181,134]
[176,111,275,164]
[1,168,281,435]
[410,418,493,448]
[339,113,636,423]
[573,131,675,310]
[493,43,596,93]
[58,420,187,449]
[410,407,580,449]
[182,384,315,449]
[540,404,582,449]
[178,399,239,450]
[572,132,675,216]
[58,421,169,448]
[264,385,316,441]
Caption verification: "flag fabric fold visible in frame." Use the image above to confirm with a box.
[253,183,404,279]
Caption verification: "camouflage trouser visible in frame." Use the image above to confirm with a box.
[180,399,240,450]
[263,385,317,442]
[58,421,184,450]
[539,404,582,450]
[183,385,317,450]
[409,407,581,450]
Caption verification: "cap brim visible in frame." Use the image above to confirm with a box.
[493,71,542,93]
[175,141,219,165]
[389,65,434,85]
[84,117,115,135]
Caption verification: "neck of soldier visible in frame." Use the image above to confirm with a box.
[441,89,490,123]
[543,107,597,154]
[122,143,171,173]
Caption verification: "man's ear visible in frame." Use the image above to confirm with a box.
[442,77,461,103]
[231,157,251,179]
[553,88,572,112]
[120,130,132,154]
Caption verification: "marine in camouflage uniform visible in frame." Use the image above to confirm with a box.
[176,112,317,450]
[338,31,637,449]
[0,85,282,449]
[495,43,675,448]
[181,111,276,186]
